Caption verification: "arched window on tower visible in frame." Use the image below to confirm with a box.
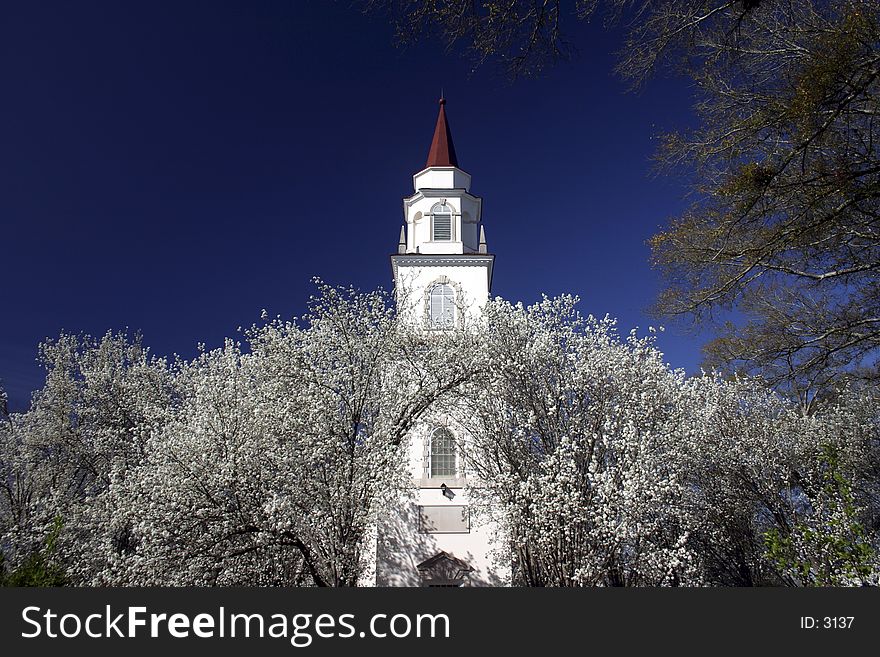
[429,284,455,329]
[431,203,452,241]
[430,427,456,477]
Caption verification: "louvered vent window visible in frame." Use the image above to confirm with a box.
[429,284,455,329]
[432,203,452,241]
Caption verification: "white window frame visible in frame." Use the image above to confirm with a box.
[429,427,457,477]
[428,284,455,330]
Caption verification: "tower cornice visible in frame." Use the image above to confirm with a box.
[403,188,482,216]
[411,166,472,193]
[390,253,495,292]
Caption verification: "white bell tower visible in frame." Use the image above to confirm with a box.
[376,99,506,587]
[391,98,494,329]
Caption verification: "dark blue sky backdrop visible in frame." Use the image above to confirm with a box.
[1,1,704,411]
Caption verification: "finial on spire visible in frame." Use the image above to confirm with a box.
[398,225,407,254]
[479,225,488,254]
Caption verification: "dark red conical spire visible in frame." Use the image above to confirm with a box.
[425,98,459,168]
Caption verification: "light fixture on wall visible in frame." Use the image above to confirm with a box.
[440,483,455,500]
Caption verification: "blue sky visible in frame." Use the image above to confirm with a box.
[1,1,705,410]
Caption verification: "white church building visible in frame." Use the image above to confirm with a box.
[374,99,509,587]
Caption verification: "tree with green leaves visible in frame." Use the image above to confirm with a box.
[647,1,880,408]
[364,1,880,405]
[764,443,877,586]
[0,516,67,587]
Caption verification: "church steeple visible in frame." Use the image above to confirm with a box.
[397,98,488,261]
[425,98,458,168]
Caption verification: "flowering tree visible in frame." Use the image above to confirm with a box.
[0,332,173,583]
[680,376,879,586]
[764,402,879,586]
[456,296,880,586]
[88,282,479,586]
[457,296,701,586]
[2,286,877,587]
